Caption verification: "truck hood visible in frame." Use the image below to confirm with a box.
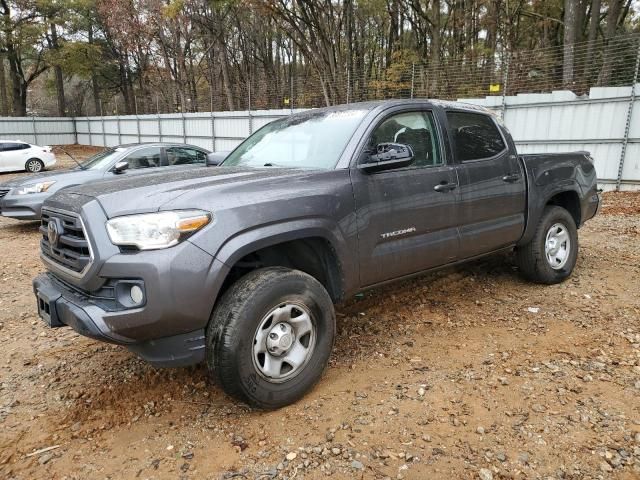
[48,166,323,217]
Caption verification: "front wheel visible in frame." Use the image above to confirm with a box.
[515,205,579,284]
[25,158,44,173]
[206,267,336,409]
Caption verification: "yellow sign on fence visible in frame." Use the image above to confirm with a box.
[489,84,501,93]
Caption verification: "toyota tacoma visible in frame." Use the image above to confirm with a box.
[32,100,600,409]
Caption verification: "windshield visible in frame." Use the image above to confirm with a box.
[222,109,368,169]
[79,148,125,170]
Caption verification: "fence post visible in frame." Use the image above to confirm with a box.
[100,101,106,147]
[346,68,351,104]
[115,101,122,145]
[87,115,91,145]
[182,110,187,144]
[210,85,215,151]
[290,71,294,113]
[157,96,163,142]
[72,115,78,145]
[248,80,253,135]
[617,40,640,191]
[31,116,38,145]
[135,95,141,143]
[410,63,415,99]
[501,51,510,120]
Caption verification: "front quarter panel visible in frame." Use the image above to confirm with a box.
[174,169,360,297]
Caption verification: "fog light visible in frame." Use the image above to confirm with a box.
[130,285,144,305]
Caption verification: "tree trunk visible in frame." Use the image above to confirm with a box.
[7,46,26,116]
[0,53,8,116]
[583,0,602,81]
[219,47,235,111]
[563,0,578,88]
[429,0,441,96]
[88,26,101,115]
[50,23,66,116]
[598,0,623,86]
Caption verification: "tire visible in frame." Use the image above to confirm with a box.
[206,267,336,409]
[25,158,44,173]
[515,205,579,284]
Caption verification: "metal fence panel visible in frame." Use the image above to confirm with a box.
[0,117,75,145]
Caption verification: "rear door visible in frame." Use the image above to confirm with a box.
[446,110,526,258]
[351,108,460,287]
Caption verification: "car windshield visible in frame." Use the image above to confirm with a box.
[222,109,368,169]
[79,148,125,170]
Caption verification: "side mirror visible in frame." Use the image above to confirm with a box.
[358,143,414,173]
[206,151,229,166]
[113,161,129,174]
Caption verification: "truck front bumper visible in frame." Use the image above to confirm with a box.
[33,273,207,367]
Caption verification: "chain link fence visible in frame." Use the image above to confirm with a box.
[82,33,640,116]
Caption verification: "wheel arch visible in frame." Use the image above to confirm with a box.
[219,236,344,304]
[518,184,583,246]
[207,220,354,308]
[545,189,581,227]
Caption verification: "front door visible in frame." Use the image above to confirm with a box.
[351,109,460,287]
[445,110,526,258]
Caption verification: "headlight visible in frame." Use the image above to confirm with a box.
[16,181,56,195]
[106,210,212,251]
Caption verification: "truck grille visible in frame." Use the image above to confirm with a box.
[0,188,9,199]
[40,208,92,275]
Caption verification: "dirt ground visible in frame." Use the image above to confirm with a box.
[0,146,639,480]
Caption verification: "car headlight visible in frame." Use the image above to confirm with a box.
[16,181,56,195]
[106,210,212,251]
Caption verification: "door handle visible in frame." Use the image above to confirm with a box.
[502,174,520,183]
[434,182,457,192]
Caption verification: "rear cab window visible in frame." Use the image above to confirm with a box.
[446,111,506,162]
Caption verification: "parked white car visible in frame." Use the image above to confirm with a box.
[0,141,56,173]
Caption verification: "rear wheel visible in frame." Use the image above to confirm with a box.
[515,205,578,284]
[206,267,335,409]
[25,158,44,173]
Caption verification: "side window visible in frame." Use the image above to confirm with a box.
[446,111,506,161]
[1,143,24,152]
[166,147,206,166]
[123,147,161,169]
[368,111,442,168]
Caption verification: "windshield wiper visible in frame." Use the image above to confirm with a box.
[57,146,87,170]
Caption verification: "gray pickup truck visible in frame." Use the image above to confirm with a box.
[32,100,599,409]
